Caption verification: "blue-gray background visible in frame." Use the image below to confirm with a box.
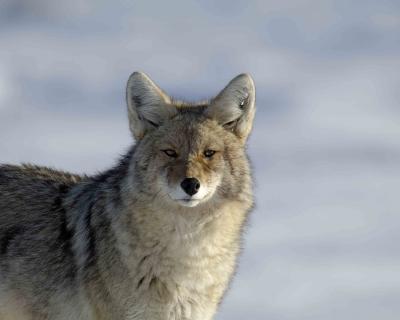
[1,1,399,319]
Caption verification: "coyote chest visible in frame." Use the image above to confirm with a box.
[134,228,237,319]
[139,223,235,292]
[109,204,244,320]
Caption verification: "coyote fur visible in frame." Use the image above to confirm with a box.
[0,72,256,320]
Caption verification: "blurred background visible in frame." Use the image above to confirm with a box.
[1,0,400,319]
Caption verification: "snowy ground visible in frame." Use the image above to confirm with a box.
[1,1,400,319]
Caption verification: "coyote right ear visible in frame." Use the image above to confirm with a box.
[126,72,177,140]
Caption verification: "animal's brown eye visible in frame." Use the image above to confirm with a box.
[204,150,216,158]
[162,149,178,158]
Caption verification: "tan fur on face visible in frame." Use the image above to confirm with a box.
[134,111,247,209]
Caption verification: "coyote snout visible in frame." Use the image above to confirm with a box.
[158,147,223,207]
[163,172,221,207]
[181,177,200,196]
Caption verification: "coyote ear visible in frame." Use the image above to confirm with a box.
[206,73,255,142]
[126,72,177,140]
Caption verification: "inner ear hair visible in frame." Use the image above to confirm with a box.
[239,93,250,109]
[223,119,239,131]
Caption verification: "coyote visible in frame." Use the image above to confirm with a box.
[0,72,255,320]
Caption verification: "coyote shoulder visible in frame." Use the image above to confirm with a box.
[0,72,256,320]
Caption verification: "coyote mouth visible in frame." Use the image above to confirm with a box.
[164,194,203,207]
[175,189,218,207]
[176,198,201,207]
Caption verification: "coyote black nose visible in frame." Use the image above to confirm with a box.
[180,178,200,196]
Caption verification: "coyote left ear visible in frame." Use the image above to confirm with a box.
[126,72,177,140]
[206,73,256,142]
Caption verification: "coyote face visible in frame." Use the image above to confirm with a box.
[147,116,226,207]
[127,72,256,209]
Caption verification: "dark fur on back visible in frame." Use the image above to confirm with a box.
[0,153,131,294]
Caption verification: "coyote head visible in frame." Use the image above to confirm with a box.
[126,72,255,208]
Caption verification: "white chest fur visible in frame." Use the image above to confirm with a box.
[112,202,246,320]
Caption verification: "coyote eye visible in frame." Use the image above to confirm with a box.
[204,150,216,158]
[162,149,178,158]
